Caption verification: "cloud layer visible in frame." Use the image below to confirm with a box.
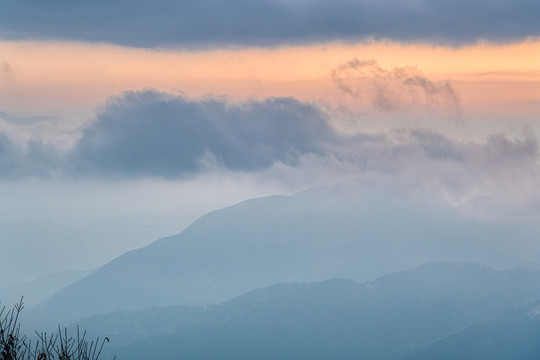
[1,89,538,213]
[69,91,337,177]
[1,0,539,48]
[331,58,461,119]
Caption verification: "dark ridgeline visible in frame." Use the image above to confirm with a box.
[77,262,540,360]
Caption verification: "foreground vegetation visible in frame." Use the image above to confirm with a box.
[0,299,113,360]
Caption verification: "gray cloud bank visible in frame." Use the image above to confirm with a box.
[1,0,539,47]
[70,91,336,177]
[0,89,537,202]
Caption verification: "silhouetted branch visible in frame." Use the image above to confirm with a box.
[0,299,114,360]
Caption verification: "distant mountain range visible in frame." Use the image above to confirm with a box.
[405,300,540,360]
[70,262,540,360]
[0,269,92,306]
[28,181,540,326]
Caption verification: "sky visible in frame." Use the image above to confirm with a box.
[1,0,540,285]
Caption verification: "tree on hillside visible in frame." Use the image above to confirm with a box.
[0,299,114,360]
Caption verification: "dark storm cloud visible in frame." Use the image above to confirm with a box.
[0,0,538,48]
[69,90,338,177]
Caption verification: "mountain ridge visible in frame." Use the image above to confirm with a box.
[28,182,540,326]
[67,261,540,360]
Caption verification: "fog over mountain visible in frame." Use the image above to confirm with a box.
[25,179,540,328]
[2,1,540,359]
[2,76,540,287]
[0,269,91,306]
[405,301,540,360]
[69,262,540,360]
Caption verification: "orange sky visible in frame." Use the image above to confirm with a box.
[1,39,539,122]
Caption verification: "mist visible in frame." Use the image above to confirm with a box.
[2,2,540,357]
[1,87,540,287]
